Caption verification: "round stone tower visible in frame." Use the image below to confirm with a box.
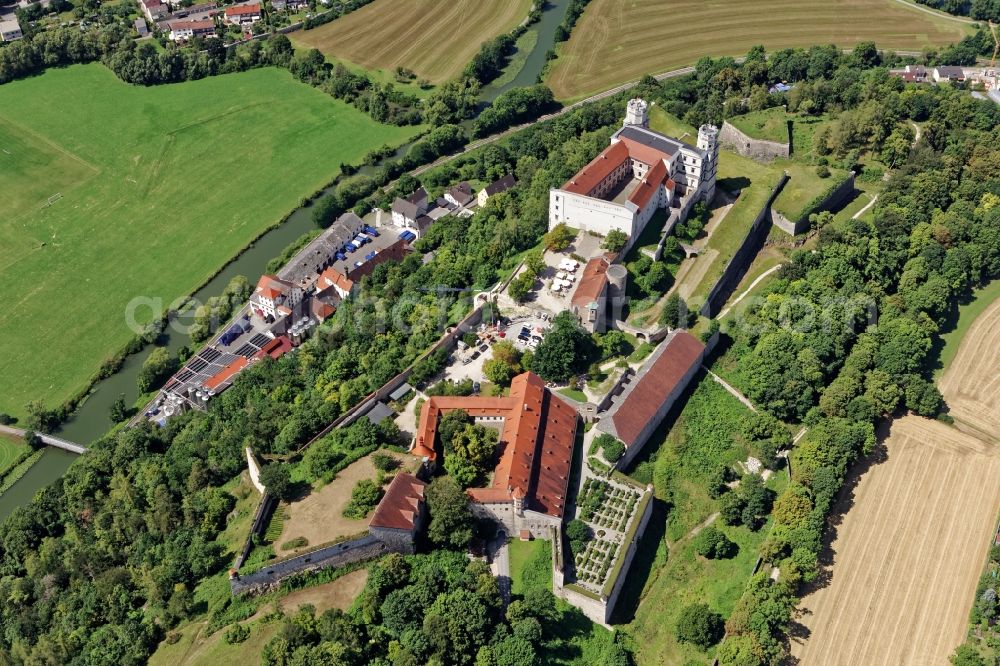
[697,124,720,202]
[697,124,719,155]
[606,263,628,298]
[624,98,649,128]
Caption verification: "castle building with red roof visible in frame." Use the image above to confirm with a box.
[548,99,719,248]
[411,372,578,537]
[596,329,706,467]
[369,472,428,554]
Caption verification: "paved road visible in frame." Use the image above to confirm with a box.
[0,425,87,454]
[888,0,977,24]
[488,533,512,607]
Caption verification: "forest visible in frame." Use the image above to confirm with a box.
[0,31,998,665]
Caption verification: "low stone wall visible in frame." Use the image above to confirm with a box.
[233,493,277,571]
[231,533,389,596]
[700,174,789,318]
[604,488,655,620]
[772,173,855,235]
[719,121,790,162]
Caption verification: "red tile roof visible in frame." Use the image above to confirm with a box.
[610,330,704,448]
[412,372,577,518]
[255,335,292,360]
[562,140,629,195]
[171,19,215,30]
[225,3,259,15]
[204,356,248,391]
[628,160,669,209]
[317,266,354,294]
[572,256,610,309]
[369,473,427,531]
[254,274,294,302]
[619,135,673,170]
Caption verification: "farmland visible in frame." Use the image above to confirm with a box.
[939,294,1000,440]
[790,415,1000,665]
[546,0,972,100]
[0,64,420,420]
[0,434,27,479]
[290,0,533,85]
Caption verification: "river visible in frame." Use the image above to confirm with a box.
[0,0,573,517]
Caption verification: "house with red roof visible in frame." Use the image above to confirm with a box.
[595,329,706,467]
[548,99,718,249]
[369,473,428,554]
[224,2,261,24]
[250,274,302,321]
[411,372,578,537]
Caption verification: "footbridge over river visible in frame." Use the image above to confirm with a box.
[0,426,88,454]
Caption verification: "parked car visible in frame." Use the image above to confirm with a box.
[472,381,481,394]
[364,225,379,237]
[479,344,488,353]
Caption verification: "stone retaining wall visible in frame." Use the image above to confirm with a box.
[719,121,790,162]
[772,173,855,235]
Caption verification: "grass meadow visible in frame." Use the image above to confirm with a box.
[0,434,27,479]
[0,64,421,420]
[546,0,972,100]
[290,0,533,84]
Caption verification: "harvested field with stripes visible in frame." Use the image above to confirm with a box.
[940,296,1000,442]
[546,0,972,100]
[292,0,533,84]
[790,415,1000,665]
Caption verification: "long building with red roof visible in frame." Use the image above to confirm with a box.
[548,99,718,248]
[596,329,706,467]
[411,372,578,536]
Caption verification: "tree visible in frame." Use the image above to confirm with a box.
[23,430,43,450]
[137,347,178,394]
[720,491,745,525]
[602,229,628,252]
[451,424,497,471]
[675,603,724,648]
[259,463,293,500]
[694,526,737,559]
[565,519,590,552]
[508,273,533,302]
[659,292,691,328]
[438,409,472,451]
[951,643,986,666]
[531,311,593,382]
[772,484,813,527]
[716,634,768,666]
[445,454,480,488]
[426,477,474,549]
[484,358,516,386]
[543,223,575,251]
[343,479,383,519]
[600,436,625,463]
[108,394,129,423]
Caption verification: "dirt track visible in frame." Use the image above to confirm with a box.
[791,416,1000,665]
[939,297,1000,441]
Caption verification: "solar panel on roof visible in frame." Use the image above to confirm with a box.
[175,369,193,382]
[187,358,208,373]
[200,348,222,362]
[234,344,256,358]
[218,353,238,365]
[248,333,269,347]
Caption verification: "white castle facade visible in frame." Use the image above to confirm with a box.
[548,99,719,243]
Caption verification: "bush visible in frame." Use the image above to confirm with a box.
[601,438,625,463]
[343,479,384,519]
[281,536,309,550]
[566,519,591,553]
[675,603,724,648]
[694,526,738,559]
[816,165,831,178]
[223,623,250,645]
[371,452,399,472]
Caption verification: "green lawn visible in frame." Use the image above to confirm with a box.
[509,537,551,597]
[935,279,1000,378]
[0,434,27,479]
[558,387,588,403]
[771,162,849,223]
[0,64,421,420]
[617,375,786,664]
[727,107,789,144]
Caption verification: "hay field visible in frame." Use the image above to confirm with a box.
[790,416,1000,665]
[0,64,420,420]
[291,0,533,84]
[547,0,972,99]
[939,296,1000,441]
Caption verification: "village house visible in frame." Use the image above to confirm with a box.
[477,174,516,206]
[0,15,23,41]
[168,18,217,40]
[271,0,308,11]
[412,372,578,538]
[134,17,149,36]
[391,187,429,228]
[595,329,706,467]
[444,182,474,208]
[548,99,718,246]
[139,0,169,21]
[224,2,261,25]
[316,266,355,300]
[250,274,303,321]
